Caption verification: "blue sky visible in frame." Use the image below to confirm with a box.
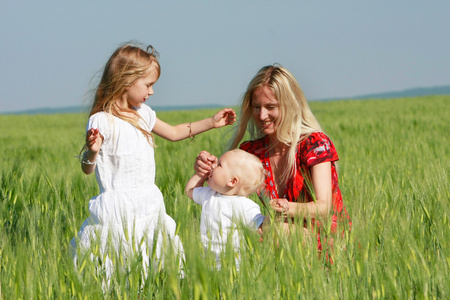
[1,1,449,113]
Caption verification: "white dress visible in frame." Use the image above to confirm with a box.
[71,104,184,273]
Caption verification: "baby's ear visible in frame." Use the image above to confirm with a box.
[227,177,239,188]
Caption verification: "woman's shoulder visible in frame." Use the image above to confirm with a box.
[299,131,338,165]
[306,131,328,139]
[239,136,267,152]
[302,131,333,145]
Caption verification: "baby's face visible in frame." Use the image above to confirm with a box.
[207,151,237,194]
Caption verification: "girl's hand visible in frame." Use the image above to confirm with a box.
[86,128,103,153]
[195,150,218,177]
[82,128,103,175]
[212,108,236,128]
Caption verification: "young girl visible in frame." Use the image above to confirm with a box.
[70,42,236,277]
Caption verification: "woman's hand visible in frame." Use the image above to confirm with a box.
[270,198,290,219]
[195,150,218,177]
[212,108,236,128]
[267,162,333,220]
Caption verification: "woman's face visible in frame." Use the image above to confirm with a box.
[251,86,280,138]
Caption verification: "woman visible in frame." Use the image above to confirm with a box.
[196,65,350,250]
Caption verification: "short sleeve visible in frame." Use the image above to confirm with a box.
[300,132,339,168]
[252,214,265,230]
[245,203,265,230]
[137,104,157,132]
[233,197,265,230]
[87,112,112,141]
[193,186,216,206]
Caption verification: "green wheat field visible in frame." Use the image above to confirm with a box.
[0,96,448,299]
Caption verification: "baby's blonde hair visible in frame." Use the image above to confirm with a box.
[228,149,265,196]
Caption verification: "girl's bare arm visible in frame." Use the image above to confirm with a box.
[152,108,236,142]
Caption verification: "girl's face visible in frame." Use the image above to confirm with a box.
[251,86,280,138]
[120,65,158,109]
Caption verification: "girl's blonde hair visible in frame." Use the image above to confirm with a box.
[230,65,322,183]
[89,42,160,144]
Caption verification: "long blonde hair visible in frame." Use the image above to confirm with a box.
[89,42,160,144]
[230,65,322,183]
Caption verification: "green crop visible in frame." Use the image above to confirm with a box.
[0,96,448,299]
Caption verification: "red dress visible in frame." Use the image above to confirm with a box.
[240,132,351,249]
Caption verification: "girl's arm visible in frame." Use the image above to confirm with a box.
[81,128,103,175]
[152,108,236,142]
[270,162,332,219]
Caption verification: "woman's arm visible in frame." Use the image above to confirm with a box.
[270,162,332,219]
[152,108,235,142]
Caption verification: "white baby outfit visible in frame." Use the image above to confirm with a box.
[70,104,184,275]
[193,186,265,262]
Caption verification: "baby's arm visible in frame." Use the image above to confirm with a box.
[81,128,103,175]
[185,173,207,201]
[256,215,270,236]
[152,108,236,142]
[185,152,211,200]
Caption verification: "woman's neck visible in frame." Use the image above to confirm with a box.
[268,136,289,155]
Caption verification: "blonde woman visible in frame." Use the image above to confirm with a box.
[196,65,350,252]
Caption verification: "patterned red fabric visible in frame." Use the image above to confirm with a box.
[240,132,351,248]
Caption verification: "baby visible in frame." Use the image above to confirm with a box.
[185,149,266,267]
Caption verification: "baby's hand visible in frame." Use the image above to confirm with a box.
[212,108,236,128]
[86,128,103,153]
